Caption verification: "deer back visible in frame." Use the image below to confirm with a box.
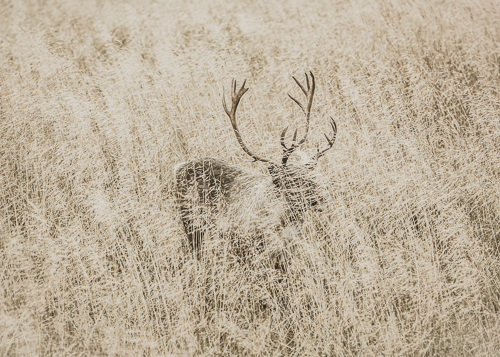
[175,158,278,231]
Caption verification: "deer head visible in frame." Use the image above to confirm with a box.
[222,72,337,217]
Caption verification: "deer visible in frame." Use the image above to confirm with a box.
[174,72,337,260]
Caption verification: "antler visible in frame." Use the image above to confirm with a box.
[315,118,337,160]
[288,71,315,145]
[223,79,272,163]
[280,126,299,164]
[281,71,316,164]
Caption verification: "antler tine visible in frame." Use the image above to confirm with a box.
[280,126,289,149]
[222,92,229,115]
[316,118,338,159]
[292,75,307,96]
[287,93,305,113]
[223,78,272,163]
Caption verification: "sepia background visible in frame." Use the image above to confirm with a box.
[1,0,500,355]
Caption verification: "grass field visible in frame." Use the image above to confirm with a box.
[2,0,500,355]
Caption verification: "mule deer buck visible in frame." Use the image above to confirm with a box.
[175,72,337,259]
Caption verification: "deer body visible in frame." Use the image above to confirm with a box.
[175,158,272,251]
[175,157,325,253]
[175,72,337,256]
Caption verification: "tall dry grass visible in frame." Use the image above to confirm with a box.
[1,0,500,355]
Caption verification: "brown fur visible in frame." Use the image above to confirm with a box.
[174,157,324,256]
